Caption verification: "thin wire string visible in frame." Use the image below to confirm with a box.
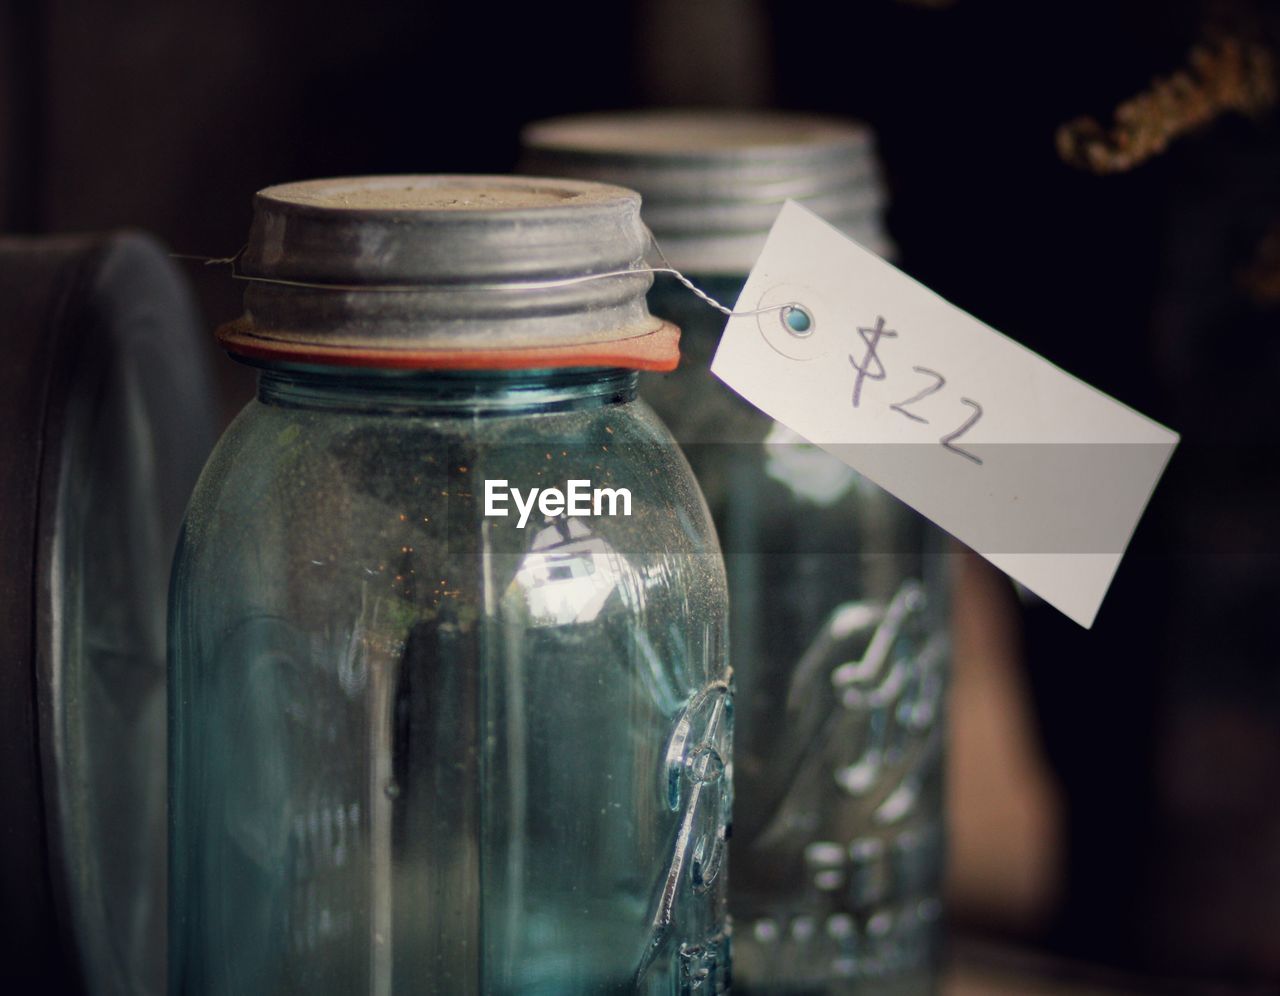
[170,231,791,320]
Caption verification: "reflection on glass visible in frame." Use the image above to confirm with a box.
[510,515,629,628]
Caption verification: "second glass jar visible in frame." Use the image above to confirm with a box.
[524,112,952,995]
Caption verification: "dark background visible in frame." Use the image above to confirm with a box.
[4,0,1280,988]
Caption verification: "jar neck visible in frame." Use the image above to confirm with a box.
[253,363,638,416]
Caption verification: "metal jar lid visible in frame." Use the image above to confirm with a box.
[520,110,891,275]
[219,174,678,369]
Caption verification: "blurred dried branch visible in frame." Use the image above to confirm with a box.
[1240,220,1280,303]
[1057,35,1276,173]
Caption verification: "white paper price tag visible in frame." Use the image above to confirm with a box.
[711,200,1179,628]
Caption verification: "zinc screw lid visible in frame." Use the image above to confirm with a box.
[222,174,674,367]
[520,110,892,274]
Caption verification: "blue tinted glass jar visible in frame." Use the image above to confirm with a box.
[169,177,732,995]
[524,114,951,994]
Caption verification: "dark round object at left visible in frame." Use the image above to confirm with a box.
[0,233,217,994]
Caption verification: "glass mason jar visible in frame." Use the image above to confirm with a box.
[169,176,732,995]
[524,113,951,995]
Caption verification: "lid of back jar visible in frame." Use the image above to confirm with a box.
[520,110,893,274]
[0,233,217,992]
[218,174,680,371]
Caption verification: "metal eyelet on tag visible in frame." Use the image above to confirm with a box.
[780,304,813,336]
[754,282,832,361]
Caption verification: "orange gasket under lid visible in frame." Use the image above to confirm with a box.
[217,317,682,372]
